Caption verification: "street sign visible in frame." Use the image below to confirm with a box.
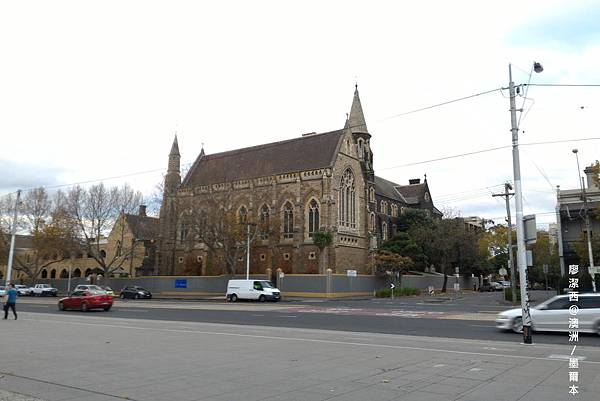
[524,215,537,245]
[589,266,600,275]
[526,250,533,267]
[455,267,460,274]
[279,272,285,278]
[499,268,508,276]
[453,283,460,291]
[346,270,357,277]
[175,279,187,288]
[543,264,549,274]
[390,283,395,289]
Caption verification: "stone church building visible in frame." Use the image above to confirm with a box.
[156,87,441,276]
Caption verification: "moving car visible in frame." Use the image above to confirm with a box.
[0,286,6,297]
[226,280,281,302]
[496,293,600,334]
[119,286,152,299]
[58,290,113,312]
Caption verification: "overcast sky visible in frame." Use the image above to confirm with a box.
[1,0,599,228]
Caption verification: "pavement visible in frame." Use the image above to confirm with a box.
[1,311,599,401]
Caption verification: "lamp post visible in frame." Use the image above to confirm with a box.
[572,149,596,291]
[508,62,542,344]
[241,221,257,280]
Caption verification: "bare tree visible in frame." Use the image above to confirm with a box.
[64,183,144,278]
[184,190,265,275]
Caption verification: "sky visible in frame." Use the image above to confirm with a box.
[1,0,599,228]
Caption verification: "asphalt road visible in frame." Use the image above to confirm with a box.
[14,291,600,347]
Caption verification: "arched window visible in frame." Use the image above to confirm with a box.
[60,269,69,278]
[357,139,364,159]
[50,269,56,279]
[116,240,122,256]
[382,221,388,241]
[380,200,387,214]
[238,205,248,223]
[84,268,92,277]
[338,169,356,229]
[73,268,81,278]
[260,204,270,240]
[178,221,188,244]
[308,199,320,238]
[100,249,107,258]
[369,212,376,231]
[369,187,375,203]
[282,202,294,239]
[41,269,48,278]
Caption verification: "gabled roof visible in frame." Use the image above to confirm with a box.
[395,182,427,205]
[182,130,344,187]
[124,215,159,240]
[374,176,407,203]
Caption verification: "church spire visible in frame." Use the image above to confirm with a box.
[345,84,368,134]
[170,134,180,157]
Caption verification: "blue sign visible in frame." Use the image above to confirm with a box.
[175,279,187,288]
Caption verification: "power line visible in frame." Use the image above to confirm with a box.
[525,83,600,87]
[382,88,502,119]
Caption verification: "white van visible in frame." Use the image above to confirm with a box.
[226,280,281,302]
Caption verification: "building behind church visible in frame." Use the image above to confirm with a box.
[156,87,441,276]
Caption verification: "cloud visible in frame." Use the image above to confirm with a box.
[0,159,64,193]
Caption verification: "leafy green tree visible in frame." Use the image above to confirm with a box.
[379,232,427,270]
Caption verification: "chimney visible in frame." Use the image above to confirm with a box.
[585,165,599,190]
[409,178,421,185]
[139,205,147,217]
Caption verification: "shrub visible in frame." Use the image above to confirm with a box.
[375,287,421,297]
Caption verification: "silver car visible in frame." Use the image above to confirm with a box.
[496,293,600,334]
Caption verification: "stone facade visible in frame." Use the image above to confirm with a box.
[156,87,440,275]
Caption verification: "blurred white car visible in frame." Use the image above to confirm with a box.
[496,293,600,334]
[0,286,6,297]
[14,284,30,296]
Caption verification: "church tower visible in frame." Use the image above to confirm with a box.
[346,85,374,182]
[158,135,181,275]
[165,135,181,196]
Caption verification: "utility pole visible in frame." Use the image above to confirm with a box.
[508,62,540,344]
[573,150,596,291]
[5,190,21,286]
[556,185,566,277]
[493,182,516,303]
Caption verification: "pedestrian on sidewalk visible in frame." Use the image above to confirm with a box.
[3,283,18,320]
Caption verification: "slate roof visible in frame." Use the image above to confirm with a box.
[124,215,159,240]
[374,176,407,202]
[182,130,344,187]
[395,183,427,204]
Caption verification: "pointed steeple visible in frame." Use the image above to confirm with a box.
[170,135,180,157]
[346,84,368,134]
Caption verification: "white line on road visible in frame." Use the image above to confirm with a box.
[25,316,600,365]
[470,324,495,328]
[117,309,149,312]
[279,315,297,318]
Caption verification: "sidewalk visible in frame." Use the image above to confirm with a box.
[1,312,599,401]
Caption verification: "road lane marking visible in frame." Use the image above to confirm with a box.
[24,316,600,365]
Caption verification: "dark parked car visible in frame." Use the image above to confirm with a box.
[119,286,152,299]
[478,282,499,292]
[58,290,113,311]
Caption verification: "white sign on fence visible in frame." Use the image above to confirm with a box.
[453,283,460,291]
[346,270,357,277]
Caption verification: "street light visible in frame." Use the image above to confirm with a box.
[508,61,543,344]
[572,149,596,291]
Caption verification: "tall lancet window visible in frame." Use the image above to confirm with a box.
[308,199,320,238]
[338,169,356,229]
[238,206,248,223]
[260,204,270,240]
[283,202,294,239]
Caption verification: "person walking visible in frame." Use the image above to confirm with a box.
[3,283,18,320]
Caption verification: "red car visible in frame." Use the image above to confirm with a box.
[58,290,113,312]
